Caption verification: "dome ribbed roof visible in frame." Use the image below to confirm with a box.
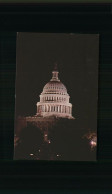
[43,81,67,94]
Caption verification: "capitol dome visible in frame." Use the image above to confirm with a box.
[36,65,74,119]
[43,81,68,95]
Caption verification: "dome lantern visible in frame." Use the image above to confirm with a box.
[50,63,60,82]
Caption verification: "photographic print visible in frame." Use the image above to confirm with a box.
[14,33,99,161]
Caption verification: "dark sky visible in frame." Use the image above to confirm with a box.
[16,32,99,133]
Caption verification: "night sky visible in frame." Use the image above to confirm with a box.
[15,33,99,160]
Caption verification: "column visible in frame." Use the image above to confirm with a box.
[68,107,70,114]
[61,105,62,113]
[46,105,48,112]
[41,105,43,112]
[66,106,68,113]
[63,105,65,113]
[67,106,69,113]
[70,107,71,114]
[62,105,64,113]
[65,106,67,113]
[48,105,49,112]
[44,105,46,112]
[67,106,68,114]
[65,106,66,113]
[46,105,47,112]
[59,105,60,113]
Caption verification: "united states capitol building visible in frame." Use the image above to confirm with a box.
[26,65,74,123]
[15,65,75,158]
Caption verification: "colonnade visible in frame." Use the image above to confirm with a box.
[40,95,68,103]
[37,104,72,114]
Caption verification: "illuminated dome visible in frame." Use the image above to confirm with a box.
[36,65,74,119]
[43,81,68,95]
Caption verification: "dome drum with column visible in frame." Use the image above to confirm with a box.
[36,66,74,119]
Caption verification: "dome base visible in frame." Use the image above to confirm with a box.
[36,112,75,120]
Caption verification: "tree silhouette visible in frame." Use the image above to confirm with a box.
[15,124,43,159]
